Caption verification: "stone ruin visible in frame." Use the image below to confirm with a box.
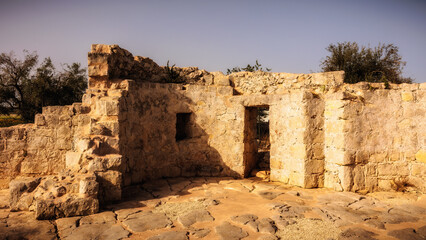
[0,44,424,219]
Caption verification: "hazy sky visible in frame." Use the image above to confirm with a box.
[1,0,425,82]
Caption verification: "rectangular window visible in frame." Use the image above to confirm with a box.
[176,113,191,141]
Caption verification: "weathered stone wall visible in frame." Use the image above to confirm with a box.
[0,105,76,189]
[120,81,244,186]
[268,91,325,188]
[324,83,426,192]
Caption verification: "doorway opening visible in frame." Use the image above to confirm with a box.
[243,106,270,178]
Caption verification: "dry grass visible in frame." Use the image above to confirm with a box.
[276,218,341,240]
[0,115,26,128]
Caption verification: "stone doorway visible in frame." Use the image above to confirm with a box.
[243,106,270,177]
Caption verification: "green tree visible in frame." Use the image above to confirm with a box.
[320,42,413,84]
[227,60,271,75]
[0,51,87,122]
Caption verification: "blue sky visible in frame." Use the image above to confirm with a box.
[1,0,425,82]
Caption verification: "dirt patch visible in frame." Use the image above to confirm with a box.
[276,218,341,240]
[153,201,205,220]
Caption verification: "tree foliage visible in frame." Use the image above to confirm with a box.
[227,60,271,75]
[320,42,413,84]
[0,51,87,121]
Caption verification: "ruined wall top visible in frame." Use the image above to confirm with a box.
[87,44,424,94]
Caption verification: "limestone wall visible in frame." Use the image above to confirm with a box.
[0,105,76,189]
[324,83,426,192]
[268,91,325,188]
[119,81,243,186]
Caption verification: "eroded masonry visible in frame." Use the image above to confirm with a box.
[1,44,425,219]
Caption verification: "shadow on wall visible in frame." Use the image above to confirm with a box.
[118,81,241,190]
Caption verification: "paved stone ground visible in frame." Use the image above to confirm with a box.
[0,177,425,240]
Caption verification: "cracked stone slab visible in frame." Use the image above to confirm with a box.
[55,211,129,240]
[313,205,366,227]
[257,218,277,234]
[272,204,309,219]
[231,214,259,225]
[56,216,81,237]
[79,211,116,225]
[380,208,419,224]
[142,179,173,198]
[1,211,57,240]
[190,228,211,238]
[147,231,189,240]
[317,192,362,207]
[387,227,426,240]
[59,223,130,240]
[338,228,378,240]
[215,221,248,240]
[122,211,172,232]
[167,178,192,193]
[115,208,142,221]
[178,209,214,227]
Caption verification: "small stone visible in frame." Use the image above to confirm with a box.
[215,221,248,240]
[257,191,282,200]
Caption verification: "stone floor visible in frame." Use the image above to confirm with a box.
[0,177,425,240]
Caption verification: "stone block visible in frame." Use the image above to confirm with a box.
[9,177,41,211]
[415,149,426,163]
[411,163,426,176]
[96,170,122,203]
[212,72,230,86]
[325,148,354,166]
[36,196,99,220]
[34,114,46,126]
[66,151,82,171]
[79,179,99,197]
[325,120,345,134]
[88,64,109,77]
[338,165,353,191]
[365,164,377,176]
[324,170,343,192]
[325,134,345,149]
[378,179,392,191]
[289,144,306,160]
[401,92,414,102]
[364,177,378,192]
[377,163,409,176]
[287,172,304,187]
[305,160,324,174]
[369,153,387,163]
[217,86,233,96]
